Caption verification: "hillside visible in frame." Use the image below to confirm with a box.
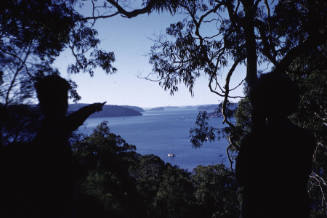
[69,104,142,117]
[120,105,144,112]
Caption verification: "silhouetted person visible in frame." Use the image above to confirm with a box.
[236,73,315,218]
[0,103,5,148]
[27,75,105,218]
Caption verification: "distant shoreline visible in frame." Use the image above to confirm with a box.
[69,104,143,118]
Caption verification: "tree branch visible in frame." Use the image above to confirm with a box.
[221,59,241,127]
[106,0,155,18]
[81,12,120,21]
[255,19,277,65]
[274,33,327,74]
[4,45,31,107]
[209,75,225,98]
[264,0,271,18]
[229,79,245,92]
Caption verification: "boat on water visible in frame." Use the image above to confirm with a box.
[167,153,175,157]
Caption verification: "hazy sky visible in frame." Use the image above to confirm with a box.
[54,6,246,108]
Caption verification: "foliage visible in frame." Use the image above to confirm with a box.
[232,47,327,216]
[144,0,327,154]
[0,0,116,106]
[0,0,72,104]
[72,121,239,218]
[0,0,117,147]
[192,165,239,218]
[190,102,239,149]
[189,111,216,148]
[1,0,326,217]
[72,122,141,217]
[154,164,195,218]
[1,104,40,146]
[131,0,327,215]
[287,49,327,216]
[147,0,326,91]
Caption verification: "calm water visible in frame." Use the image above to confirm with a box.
[79,108,228,171]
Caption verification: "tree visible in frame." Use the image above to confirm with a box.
[145,0,327,153]
[231,44,327,216]
[0,0,117,146]
[72,122,144,218]
[131,154,166,217]
[287,47,327,216]
[192,165,239,218]
[0,0,116,107]
[154,164,196,218]
[101,0,327,170]
[100,0,327,215]
[71,121,242,218]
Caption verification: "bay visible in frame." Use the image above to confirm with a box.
[79,107,228,171]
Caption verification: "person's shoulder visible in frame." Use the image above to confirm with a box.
[290,124,315,151]
[291,124,314,140]
[239,129,266,152]
[240,132,253,149]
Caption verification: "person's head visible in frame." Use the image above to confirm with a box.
[250,73,299,119]
[35,75,71,117]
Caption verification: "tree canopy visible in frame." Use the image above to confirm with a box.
[0,0,116,106]
[97,0,326,161]
[101,0,327,214]
[0,0,326,217]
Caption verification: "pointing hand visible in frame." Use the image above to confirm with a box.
[91,101,106,112]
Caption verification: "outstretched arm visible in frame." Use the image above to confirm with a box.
[67,102,106,132]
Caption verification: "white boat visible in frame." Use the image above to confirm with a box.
[167,153,175,157]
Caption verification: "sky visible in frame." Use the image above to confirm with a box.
[53,4,246,108]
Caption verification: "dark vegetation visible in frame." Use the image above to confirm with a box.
[71,122,238,218]
[0,0,326,217]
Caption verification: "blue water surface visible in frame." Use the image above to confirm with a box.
[79,108,228,171]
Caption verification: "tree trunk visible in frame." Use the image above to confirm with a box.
[242,0,259,128]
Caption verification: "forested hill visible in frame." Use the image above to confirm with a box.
[68,104,143,117]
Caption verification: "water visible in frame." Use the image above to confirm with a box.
[79,107,228,171]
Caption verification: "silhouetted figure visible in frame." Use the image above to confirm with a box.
[236,73,315,218]
[0,103,5,148]
[19,75,104,218]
